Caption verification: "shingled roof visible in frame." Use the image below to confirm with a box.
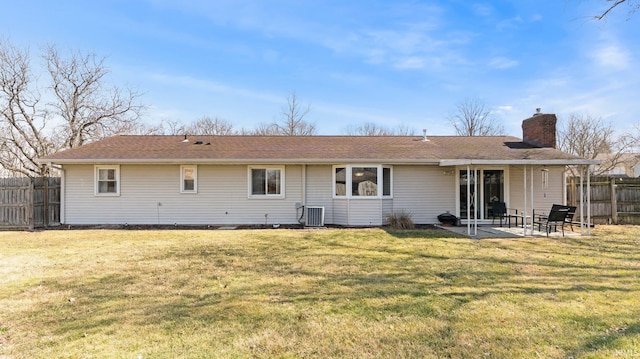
[39,135,596,165]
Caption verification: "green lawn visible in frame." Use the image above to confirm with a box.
[1,226,639,358]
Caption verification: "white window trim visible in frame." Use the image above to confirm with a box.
[180,165,198,193]
[332,165,393,199]
[94,165,120,196]
[382,166,393,198]
[247,165,285,198]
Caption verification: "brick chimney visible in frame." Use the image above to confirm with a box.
[522,109,557,148]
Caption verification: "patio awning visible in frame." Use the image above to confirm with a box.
[439,159,600,166]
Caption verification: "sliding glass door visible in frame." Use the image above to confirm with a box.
[459,169,505,220]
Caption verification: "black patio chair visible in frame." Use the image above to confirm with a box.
[565,205,577,231]
[491,201,508,227]
[536,206,570,237]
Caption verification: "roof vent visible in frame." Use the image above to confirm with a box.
[181,135,189,143]
[194,140,203,145]
[422,129,429,142]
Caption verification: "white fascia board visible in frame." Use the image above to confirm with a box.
[439,159,601,166]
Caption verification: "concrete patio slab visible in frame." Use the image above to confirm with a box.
[436,224,582,239]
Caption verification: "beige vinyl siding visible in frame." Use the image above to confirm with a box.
[63,164,303,225]
[305,165,333,224]
[393,165,456,224]
[344,199,383,226]
[62,162,568,227]
[382,199,393,225]
[508,165,565,213]
[332,199,349,225]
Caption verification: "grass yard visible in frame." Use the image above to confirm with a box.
[1,226,640,358]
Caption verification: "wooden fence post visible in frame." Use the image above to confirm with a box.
[28,179,34,230]
[611,177,618,224]
[44,177,49,227]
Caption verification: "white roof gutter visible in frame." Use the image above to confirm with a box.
[37,158,444,165]
[38,158,600,166]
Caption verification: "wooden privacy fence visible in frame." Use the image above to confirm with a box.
[0,177,61,230]
[567,176,640,225]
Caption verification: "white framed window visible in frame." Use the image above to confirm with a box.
[95,165,120,196]
[248,166,284,198]
[180,165,197,193]
[333,165,392,198]
[382,166,392,196]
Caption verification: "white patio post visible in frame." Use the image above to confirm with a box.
[523,165,527,237]
[467,165,471,236]
[530,165,534,236]
[473,167,478,237]
[580,165,584,235]
[587,165,592,236]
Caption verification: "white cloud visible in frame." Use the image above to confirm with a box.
[530,14,543,22]
[488,57,519,69]
[164,73,282,100]
[472,3,493,17]
[144,1,469,73]
[394,56,427,70]
[590,44,630,70]
[496,16,523,30]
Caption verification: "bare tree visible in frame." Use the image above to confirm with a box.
[343,122,416,136]
[115,120,165,136]
[140,117,235,136]
[343,122,389,136]
[393,123,416,136]
[590,0,640,20]
[251,122,279,136]
[0,40,54,176]
[46,46,144,149]
[185,116,235,135]
[558,113,625,175]
[0,40,145,176]
[274,92,316,136]
[448,98,505,136]
[629,123,640,151]
[244,92,315,136]
[139,119,186,135]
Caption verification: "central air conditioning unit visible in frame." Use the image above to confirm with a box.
[305,206,325,227]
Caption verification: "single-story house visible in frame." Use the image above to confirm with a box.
[39,112,599,235]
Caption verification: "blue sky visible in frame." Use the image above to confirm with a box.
[2,0,639,136]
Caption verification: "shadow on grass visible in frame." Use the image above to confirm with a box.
[383,227,467,239]
[42,245,633,328]
[7,228,640,357]
[567,322,640,358]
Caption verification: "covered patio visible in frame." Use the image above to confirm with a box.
[436,223,584,239]
[439,161,600,238]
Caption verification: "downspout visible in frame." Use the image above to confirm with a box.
[302,164,306,207]
[300,164,307,225]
